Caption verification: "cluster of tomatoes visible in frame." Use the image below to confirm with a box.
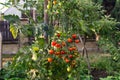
[47,33,80,66]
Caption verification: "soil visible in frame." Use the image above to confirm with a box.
[91,68,108,80]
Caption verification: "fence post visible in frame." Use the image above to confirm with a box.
[0,32,2,69]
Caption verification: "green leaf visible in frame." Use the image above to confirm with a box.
[79,20,89,33]
[10,24,18,39]
[37,38,45,48]
[4,15,20,24]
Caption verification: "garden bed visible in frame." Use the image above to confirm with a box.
[91,68,108,80]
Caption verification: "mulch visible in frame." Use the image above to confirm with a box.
[91,68,108,80]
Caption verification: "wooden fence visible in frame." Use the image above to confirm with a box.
[0,21,19,44]
[0,21,20,69]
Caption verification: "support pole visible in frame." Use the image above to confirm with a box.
[0,32,2,69]
[44,0,48,24]
[44,0,49,43]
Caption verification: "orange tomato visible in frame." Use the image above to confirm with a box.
[55,51,61,55]
[67,38,72,43]
[65,58,70,63]
[68,47,73,51]
[72,34,77,39]
[75,39,80,43]
[49,49,54,54]
[48,58,53,62]
[72,46,76,50]
[62,42,66,46]
[55,43,61,48]
[51,41,57,46]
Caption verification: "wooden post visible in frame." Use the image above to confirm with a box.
[0,32,2,69]
[44,0,49,43]
[44,0,48,24]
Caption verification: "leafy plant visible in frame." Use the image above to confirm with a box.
[0,32,89,80]
[1,0,120,79]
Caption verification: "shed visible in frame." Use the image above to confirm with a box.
[4,6,22,18]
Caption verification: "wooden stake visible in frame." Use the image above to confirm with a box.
[0,32,2,69]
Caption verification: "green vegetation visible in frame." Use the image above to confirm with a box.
[0,0,120,80]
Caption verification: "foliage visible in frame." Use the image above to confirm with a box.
[4,15,20,24]
[3,15,20,39]
[111,0,120,22]
[92,0,103,3]
[93,0,120,75]
[47,0,105,36]
[91,56,112,73]
[98,38,120,75]
[2,0,44,39]
[100,74,120,80]
[0,32,91,80]
[0,0,120,80]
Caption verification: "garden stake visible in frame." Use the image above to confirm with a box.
[0,32,2,69]
[44,0,49,43]
[78,34,91,71]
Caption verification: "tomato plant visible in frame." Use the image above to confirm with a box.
[0,0,120,80]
